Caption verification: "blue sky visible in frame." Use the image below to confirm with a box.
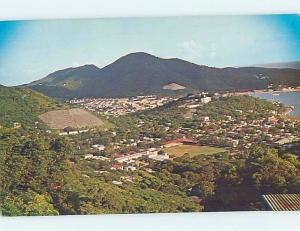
[0,15,300,86]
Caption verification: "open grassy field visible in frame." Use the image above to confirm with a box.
[163,144,227,157]
[39,108,103,129]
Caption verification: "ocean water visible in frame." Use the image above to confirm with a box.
[252,91,300,118]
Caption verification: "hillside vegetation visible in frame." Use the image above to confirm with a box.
[1,92,300,215]
[0,129,202,215]
[0,86,64,128]
[197,95,286,121]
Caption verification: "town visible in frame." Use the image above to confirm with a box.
[2,85,300,215]
[69,95,175,115]
[67,92,300,179]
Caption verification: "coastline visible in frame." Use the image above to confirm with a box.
[282,107,300,122]
[252,88,300,94]
[225,87,300,96]
[235,88,300,122]
[221,88,300,122]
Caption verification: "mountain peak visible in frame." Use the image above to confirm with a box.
[25,52,300,99]
[117,52,159,62]
[77,64,100,70]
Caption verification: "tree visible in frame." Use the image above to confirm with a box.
[2,191,59,216]
[244,145,300,193]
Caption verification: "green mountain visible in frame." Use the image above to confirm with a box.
[0,85,63,128]
[25,52,300,99]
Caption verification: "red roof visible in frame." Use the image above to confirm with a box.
[164,139,197,145]
[112,153,126,158]
[111,164,123,169]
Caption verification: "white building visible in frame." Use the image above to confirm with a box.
[149,153,169,161]
[91,144,105,151]
[84,154,94,159]
[201,97,212,104]
[125,166,137,171]
[200,116,210,122]
[115,149,159,163]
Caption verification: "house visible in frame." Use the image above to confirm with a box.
[145,168,154,173]
[149,153,169,161]
[120,176,135,182]
[275,137,293,145]
[13,122,21,129]
[92,156,110,161]
[227,139,239,147]
[91,144,105,151]
[112,180,123,185]
[226,115,232,121]
[200,97,212,104]
[199,116,210,122]
[115,152,145,163]
[84,154,94,159]
[186,104,200,109]
[110,164,124,170]
[125,166,137,171]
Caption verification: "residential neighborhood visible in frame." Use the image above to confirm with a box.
[69,95,175,115]
[74,92,300,176]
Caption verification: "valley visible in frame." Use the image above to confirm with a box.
[1,54,300,216]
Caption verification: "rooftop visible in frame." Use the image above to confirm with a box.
[262,194,300,211]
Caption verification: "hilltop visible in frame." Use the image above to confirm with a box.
[25,52,300,99]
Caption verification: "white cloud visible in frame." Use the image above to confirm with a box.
[178,40,203,61]
[179,40,201,50]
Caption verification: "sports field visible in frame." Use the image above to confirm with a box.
[163,144,226,157]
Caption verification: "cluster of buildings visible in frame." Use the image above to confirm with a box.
[78,92,299,173]
[178,111,300,155]
[113,148,169,163]
[59,129,90,136]
[69,95,175,115]
[180,94,212,110]
[84,144,169,172]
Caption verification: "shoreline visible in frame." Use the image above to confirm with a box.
[252,88,300,94]
[282,107,300,122]
[232,88,300,123]
[237,88,300,122]
[226,88,300,96]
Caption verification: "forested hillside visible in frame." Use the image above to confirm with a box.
[1,86,299,215]
[0,86,64,128]
[26,52,300,99]
[0,129,201,215]
[197,95,286,121]
[2,126,299,215]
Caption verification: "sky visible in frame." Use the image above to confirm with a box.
[0,14,300,86]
